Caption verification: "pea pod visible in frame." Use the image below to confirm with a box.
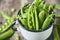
[39,1,45,8]
[38,1,45,12]
[34,0,43,7]
[0,17,15,33]
[0,28,14,40]
[21,7,24,16]
[48,4,55,11]
[55,4,60,10]
[43,4,50,13]
[53,27,59,40]
[0,10,11,19]
[27,5,33,30]
[15,34,20,40]
[42,14,55,30]
[43,3,49,9]
[55,14,60,18]
[39,10,46,28]
[31,8,35,30]
[28,12,32,30]
[34,6,39,31]
[20,8,28,27]
[21,19,28,27]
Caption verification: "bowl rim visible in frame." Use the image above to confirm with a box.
[18,20,53,32]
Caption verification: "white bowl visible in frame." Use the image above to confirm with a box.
[17,20,53,40]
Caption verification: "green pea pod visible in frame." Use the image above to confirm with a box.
[34,6,39,31]
[21,7,24,16]
[43,3,49,9]
[48,4,55,11]
[27,5,33,30]
[38,1,45,12]
[28,12,32,29]
[42,14,55,30]
[53,27,59,40]
[34,0,43,6]
[0,28,14,40]
[18,15,24,25]
[21,19,27,27]
[0,10,11,19]
[39,1,45,8]
[55,14,60,18]
[18,13,28,28]
[0,17,15,33]
[31,8,35,30]
[15,34,20,40]
[55,4,60,10]
[39,10,46,28]
[43,3,50,13]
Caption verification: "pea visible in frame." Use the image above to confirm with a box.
[42,14,55,30]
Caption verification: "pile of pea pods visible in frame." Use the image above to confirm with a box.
[0,0,60,40]
[18,0,55,31]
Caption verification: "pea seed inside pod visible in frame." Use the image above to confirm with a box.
[0,28,2,31]
[4,23,7,26]
[2,25,5,29]
[7,20,10,25]
[10,18,13,22]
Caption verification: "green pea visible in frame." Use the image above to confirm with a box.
[0,28,1,30]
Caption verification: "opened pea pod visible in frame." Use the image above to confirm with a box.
[0,16,15,33]
[41,13,55,30]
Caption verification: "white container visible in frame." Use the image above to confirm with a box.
[17,23,53,40]
[17,20,53,40]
